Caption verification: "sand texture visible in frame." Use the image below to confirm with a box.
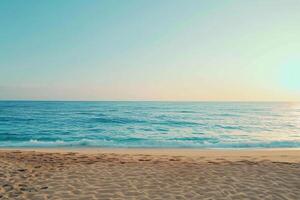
[0,149,299,200]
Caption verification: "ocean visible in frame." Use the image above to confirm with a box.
[0,101,299,148]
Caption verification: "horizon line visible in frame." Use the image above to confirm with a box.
[0,99,299,103]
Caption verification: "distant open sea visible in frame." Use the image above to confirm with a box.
[0,101,299,148]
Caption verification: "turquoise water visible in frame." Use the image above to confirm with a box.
[0,101,299,148]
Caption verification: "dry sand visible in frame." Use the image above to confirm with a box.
[0,148,299,200]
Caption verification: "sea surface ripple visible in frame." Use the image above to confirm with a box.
[0,101,299,148]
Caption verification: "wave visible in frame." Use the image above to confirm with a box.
[90,117,146,124]
[1,139,300,148]
[154,120,200,126]
[0,116,35,122]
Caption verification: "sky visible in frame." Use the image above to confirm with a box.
[0,0,300,101]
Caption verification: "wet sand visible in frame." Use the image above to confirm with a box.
[0,148,299,200]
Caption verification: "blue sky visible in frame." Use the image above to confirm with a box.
[1,0,300,101]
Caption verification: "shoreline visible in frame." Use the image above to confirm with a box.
[1,147,300,162]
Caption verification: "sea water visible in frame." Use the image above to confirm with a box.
[0,101,299,148]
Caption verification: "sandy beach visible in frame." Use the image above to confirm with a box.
[0,148,299,200]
